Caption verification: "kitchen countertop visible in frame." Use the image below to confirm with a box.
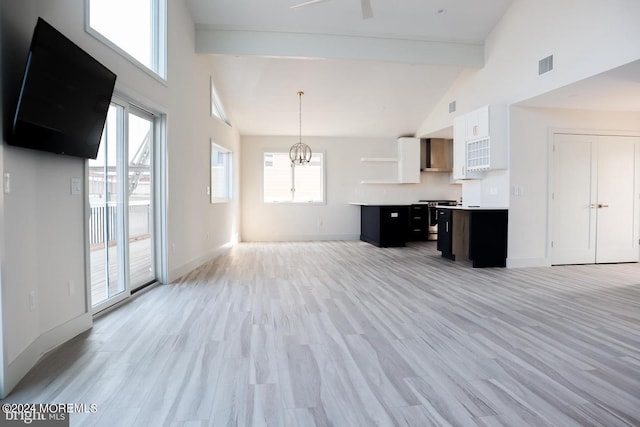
[349,202,460,206]
[349,202,414,206]
[437,205,508,210]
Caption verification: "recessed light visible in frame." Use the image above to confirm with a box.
[437,8,447,15]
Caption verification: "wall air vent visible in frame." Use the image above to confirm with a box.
[538,55,554,75]
[449,100,456,113]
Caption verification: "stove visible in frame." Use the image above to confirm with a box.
[418,200,458,240]
[418,199,459,207]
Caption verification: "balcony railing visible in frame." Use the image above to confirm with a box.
[89,201,151,246]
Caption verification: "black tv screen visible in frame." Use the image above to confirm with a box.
[9,17,116,159]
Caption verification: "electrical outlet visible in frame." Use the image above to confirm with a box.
[68,280,75,296]
[71,178,81,195]
[29,291,37,311]
[4,172,10,193]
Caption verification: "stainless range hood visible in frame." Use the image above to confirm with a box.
[421,138,453,172]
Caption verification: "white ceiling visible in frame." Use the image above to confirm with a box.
[185,1,518,137]
[186,0,514,43]
[186,1,640,138]
[517,60,640,113]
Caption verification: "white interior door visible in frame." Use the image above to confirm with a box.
[595,136,640,263]
[552,134,598,264]
[552,134,640,265]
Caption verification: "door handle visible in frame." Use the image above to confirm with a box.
[598,204,609,208]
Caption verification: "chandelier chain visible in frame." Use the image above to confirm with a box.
[299,92,302,143]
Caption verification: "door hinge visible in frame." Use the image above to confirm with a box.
[551,241,554,248]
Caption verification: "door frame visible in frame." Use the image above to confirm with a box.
[547,128,640,265]
[84,92,168,314]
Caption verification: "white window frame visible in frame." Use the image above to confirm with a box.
[263,151,325,204]
[210,77,231,126]
[85,0,167,81]
[211,141,233,203]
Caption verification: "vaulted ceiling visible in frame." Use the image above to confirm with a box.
[185,0,514,137]
[186,1,640,138]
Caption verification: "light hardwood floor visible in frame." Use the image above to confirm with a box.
[3,241,640,426]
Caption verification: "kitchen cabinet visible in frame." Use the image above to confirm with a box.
[452,116,482,180]
[465,105,490,140]
[397,137,420,183]
[408,204,429,241]
[437,207,508,267]
[436,208,452,256]
[359,205,409,247]
[452,104,508,178]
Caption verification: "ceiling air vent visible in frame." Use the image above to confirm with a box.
[538,55,554,75]
[448,100,456,113]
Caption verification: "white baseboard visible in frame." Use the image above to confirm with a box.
[506,257,551,268]
[242,234,360,242]
[168,243,233,283]
[2,313,92,398]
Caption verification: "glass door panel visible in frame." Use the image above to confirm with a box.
[89,104,125,306]
[128,111,155,289]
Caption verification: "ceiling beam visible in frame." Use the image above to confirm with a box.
[195,27,484,67]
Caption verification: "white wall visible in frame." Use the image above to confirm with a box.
[164,18,241,280]
[417,0,640,136]
[0,0,240,397]
[508,106,640,267]
[414,0,640,268]
[241,136,460,241]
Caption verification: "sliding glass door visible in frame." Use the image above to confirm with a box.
[127,110,155,290]
[89,99,158,310]
[89,104,125,306]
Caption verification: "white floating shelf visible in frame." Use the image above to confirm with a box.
[360,180,400,184]
[360,157,398,162]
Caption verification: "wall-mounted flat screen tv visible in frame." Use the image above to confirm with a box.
[9,17,117,159]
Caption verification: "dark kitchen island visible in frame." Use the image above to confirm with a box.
[352,203,410,247]
[436,206,508,267]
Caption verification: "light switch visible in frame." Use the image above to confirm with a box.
[71,177,81,195]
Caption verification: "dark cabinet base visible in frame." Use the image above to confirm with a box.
[469,210,508,267]
[437,208,508,268]
[360,205,409,247]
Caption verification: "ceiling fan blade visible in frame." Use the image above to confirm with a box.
[290,0,333,9]
[361,0,373,19]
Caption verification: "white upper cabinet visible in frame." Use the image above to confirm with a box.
[453,116,482,180]
[453,105,508,178]
[465,105,490,140]
[397,137,420,183]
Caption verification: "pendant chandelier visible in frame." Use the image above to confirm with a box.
[289,91,312,166]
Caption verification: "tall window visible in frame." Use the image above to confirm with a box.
[211,142,233,203]
[211,78,231,126]
[264,152,324,203]
[87,0,167,78]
